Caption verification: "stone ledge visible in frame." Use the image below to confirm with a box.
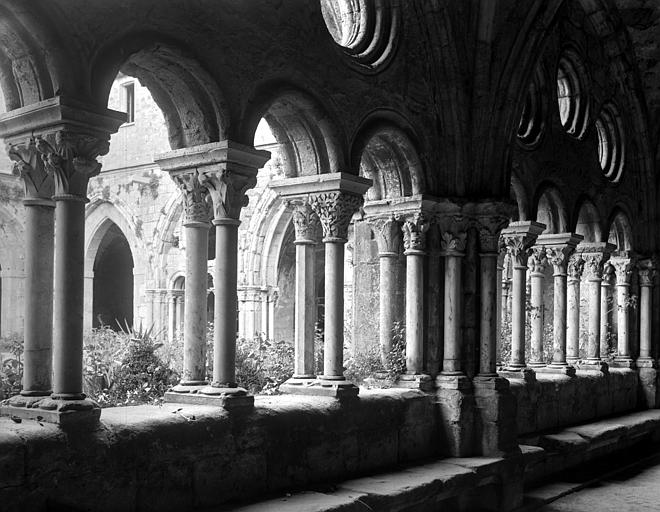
[519,409,660,486]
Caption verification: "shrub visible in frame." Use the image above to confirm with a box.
[0,332,23,400]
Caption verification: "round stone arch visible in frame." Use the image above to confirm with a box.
[239,82,348,177]
[532,182,569,234]
[90,36,230,149]
[84,199,144,331]
[573,196,603,243]
[350,113,426,200]
[153,193,185,289]
[509,171,530,223]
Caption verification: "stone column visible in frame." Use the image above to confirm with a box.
[440,228,467,375]
[500,221,545,373]
[537,233,582,374]
[527,247,548,367]
[280,200,320,392]
[369,215,402,370]
[637,260,655,365]
[579,243,614,369]
[566,254,585,364]
[167,171,210,392]
[168,291,177,341]
[399,213,431,388]
[5,139,55,400]
[310,190,364,396]
[611,255,635,368]
[600,263,615,361]
[175,293,184,338]
[268,291,277,341]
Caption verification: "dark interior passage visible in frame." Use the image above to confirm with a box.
[93,223,134,330]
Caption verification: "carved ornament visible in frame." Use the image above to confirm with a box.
[173,171,211,226]
[369,215,402,255]
[610,257,635,286]
[309,191,363,241]
[567,254,585,280]
[199,169,256,221]
[528,247,547,274]
[6,138,54,200]
[402,213,430,253]
[287,199,320,243]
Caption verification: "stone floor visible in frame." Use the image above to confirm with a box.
[531,445,660,512]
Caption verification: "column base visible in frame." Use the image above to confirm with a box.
[498,368,536,383]
[1,395,101,427]
[473,376,519,457]
[636,358,658,369]
[537,364,577,377]
[396,373,434,391]
[435,374,474,457]
[280,377,359,398]
[527,361,546,368]
[164,386,254,409]
[576,360,609,373]
[638,366,660,408]
[611,357,636,369]
[169,382,209,394]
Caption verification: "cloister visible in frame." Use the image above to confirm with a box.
[1,1,660,511]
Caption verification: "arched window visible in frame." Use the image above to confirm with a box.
[556,50,589,138]
[517,66,547,147]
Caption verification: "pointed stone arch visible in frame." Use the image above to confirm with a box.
[532,183,568,234]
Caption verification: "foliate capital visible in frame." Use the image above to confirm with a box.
[199,169,256,220]
[34,131,109,199]
[173,171,211,226]
[287,199,320,243]
[581,252,609,281]
[545,247,572,275]
[528,247,547,274]
[369,215,402,256]
[602,262,616,286]
[638,259,655,287]
[440,230,467,256]
[502,235,534,267]
[567,254,585,280]
[402,213,430,253]
[610,257,635,286]
[309,191,363,241]
[7,139,55,201]
[472,215,509,254]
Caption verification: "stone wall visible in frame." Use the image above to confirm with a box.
[0,389,438,512]
[510,369,639,436]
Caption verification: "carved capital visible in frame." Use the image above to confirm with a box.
[6,139,54,201]
[472,215,509,254]
[173,171,211,226]
[35,131,109,198]
[369,215,402,255]
[567,254,585,280]
[545,247,572,275]
[638,259,655,287]
[502,235,534,267]
[199,169,256,220]
[581,252,609,281]
[440,230,467,256]
[287,199,320,243]
[528,247,547,274]
[402,213,429,253]
[309,191,363,241]
[601,262,616,286]
[610,257,635,286]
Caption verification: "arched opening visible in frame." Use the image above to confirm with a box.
[607,210,633,254]
[534,185,568,234]
[574,198,602,242]
[92,223,134,330]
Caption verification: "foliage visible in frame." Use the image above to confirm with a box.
[233,336,294,395]
[0,332,23,400]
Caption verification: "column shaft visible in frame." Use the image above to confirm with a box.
[479,253,498,375]
[443,254,463,374]
[168,293,176,341]
[323,240,345,378]
[405,251,424,374]
[529,271,545,366]
[586,278,602,361]
[52,198,86,398]
[181,224,209,385]
[294,241,316,378]
[21,202,55,396]
[617,284,630,358]
[640,283,652,359]
[213,219,240,386]
[566,278,581,362]
[510,264,527,368]
[551,273,568,365]
[600,280,612,359]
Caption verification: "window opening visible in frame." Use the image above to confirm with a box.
[123,82,135,124]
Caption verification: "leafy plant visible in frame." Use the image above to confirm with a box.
[0,332,23,400]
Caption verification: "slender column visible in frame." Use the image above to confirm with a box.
[440,229,467,375]
[528,247,548,367]
[500,222,545,371]
[566,254,585,363]
[476,223,504,376]
[167,292,176,341]
[496,253,505,368]
[289,199,320,379]
[260,289,269,339]
[171,172,210,388]
[579,244,614,367]
[175,293,184,338]
[611,256,635,366]
[7,140,55,397]
[401,214,429,375]
[268,292,277,341]
[638,259,655,364]
[600,264,615,360]
[310,191,364,381]
[369,215,402,368]
[200,166,262,393]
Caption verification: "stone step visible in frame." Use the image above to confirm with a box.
[216,457,518,512]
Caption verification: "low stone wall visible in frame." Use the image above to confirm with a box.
[0,389,438,512]
[509,368,638,436]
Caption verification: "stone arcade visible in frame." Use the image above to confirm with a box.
[1,1,660,511]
